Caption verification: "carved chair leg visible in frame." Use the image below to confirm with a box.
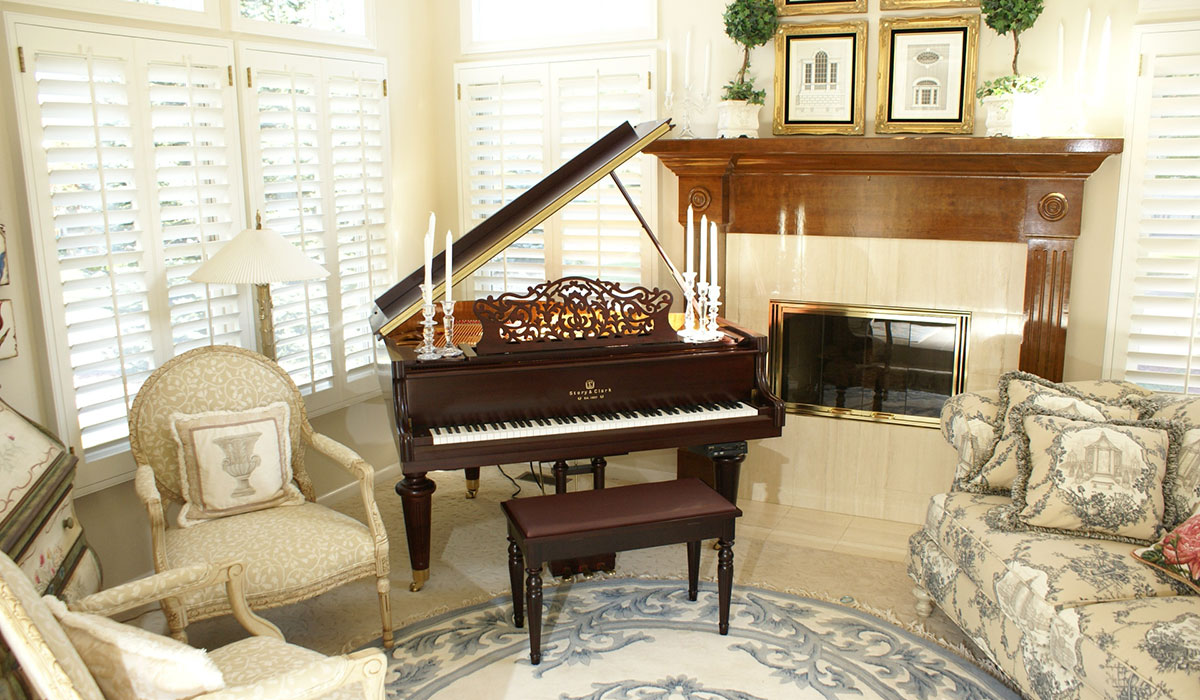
[378,582,394,649]
[162,596,189,644]
[912,585,934,618]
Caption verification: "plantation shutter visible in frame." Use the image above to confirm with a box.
[551,55,653,284]
[455,52,655,296]
[241,48,390,407]
[1109,27,1200,394]
[12,23,247,462]
[456,64,549,296]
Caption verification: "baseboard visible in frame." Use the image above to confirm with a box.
[317,462,403,505]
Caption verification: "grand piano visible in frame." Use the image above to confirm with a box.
[371,118,784,591]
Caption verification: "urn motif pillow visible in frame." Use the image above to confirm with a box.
[169,402,303,528]
[1012,410,1173,545]
[963,371,1145,494]
[1132,510,1200,594]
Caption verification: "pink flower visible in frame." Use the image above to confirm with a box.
[1162,515,1200,579]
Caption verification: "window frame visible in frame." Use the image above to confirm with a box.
[31,0,219,29]
[1103,20,1200,391]
[458,0,657,55]
[230,0,376,50]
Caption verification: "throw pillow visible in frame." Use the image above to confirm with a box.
[1132,510,1200,594]
[1149,398,1200,530]
[43,595,224,699]
[170,402,303,528]
[962,371,1145,494]
[1013,409,1174,545]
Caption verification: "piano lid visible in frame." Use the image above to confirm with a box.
[371,117,673,337]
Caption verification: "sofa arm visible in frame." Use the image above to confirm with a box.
[940,389,1001,486]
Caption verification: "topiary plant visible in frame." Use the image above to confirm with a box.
[721,0,777,105]
[981,0,1045,76]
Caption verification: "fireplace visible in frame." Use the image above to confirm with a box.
[769,301,970,428]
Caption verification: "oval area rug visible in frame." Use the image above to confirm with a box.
[379,578,1016,700]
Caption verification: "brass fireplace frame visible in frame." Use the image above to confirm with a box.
[768,300,970,428]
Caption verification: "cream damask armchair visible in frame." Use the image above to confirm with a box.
[127,345,392,648]
[0,552,386,699]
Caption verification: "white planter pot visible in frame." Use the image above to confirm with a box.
[981,93,1043,138]
[716,100,762,139]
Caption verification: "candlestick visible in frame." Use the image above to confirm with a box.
[684,31,691,88]
[705,282,721,335]
[1075,8,1091,98]
[440,299,463,358]
[685,205,694,277]
[444,229,453,303]
[681,271,697,334]
[698,214,708,288]
[417,284,439,361]
[709,220,717,287]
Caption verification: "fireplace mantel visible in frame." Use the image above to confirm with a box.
[645,136,1123,381]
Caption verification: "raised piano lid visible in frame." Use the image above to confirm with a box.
[370,117,673,338]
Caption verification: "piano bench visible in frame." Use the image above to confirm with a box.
[501,477,741,665]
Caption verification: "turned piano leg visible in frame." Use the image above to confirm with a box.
[464,467,480,499]
[396,472,436,592]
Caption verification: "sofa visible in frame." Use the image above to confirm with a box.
[908,374,1200,700]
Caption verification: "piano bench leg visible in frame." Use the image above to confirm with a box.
[465,467,481,499]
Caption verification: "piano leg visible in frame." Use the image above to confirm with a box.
[464,467,480,499]
[690,441,748,504]
[396,473,436,592]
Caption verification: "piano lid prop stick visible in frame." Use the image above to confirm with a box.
[606,170,691,297]
[445,229,453,303]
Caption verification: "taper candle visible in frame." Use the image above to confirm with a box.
[684,31,692,88]
[703,41,711,92]
[709,220,717,286]
[423,212,434,303]
[685,204,694,276]
[1075,8,1091,97]
[444,229,453,303]
[665,39,672,89]
[698,214,708,287]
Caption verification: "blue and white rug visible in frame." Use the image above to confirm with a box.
[378,578,1016,700]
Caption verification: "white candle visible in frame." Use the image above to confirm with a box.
[709,221,718,287]
[1094,16,1111,100]
[1075,8,1091,97]
[1056,21,1064,87]
[665,39,673,90]
[703,41,711,91]
[444,229,453,303]
[698,213,708,287]
[685,204,694,276]
[683,31,692,88]
[423,212,434,303]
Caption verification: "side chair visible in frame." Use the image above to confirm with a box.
[127,345,393,648]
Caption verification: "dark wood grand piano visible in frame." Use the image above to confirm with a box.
[370,118,784,591]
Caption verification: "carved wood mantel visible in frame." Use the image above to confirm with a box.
[644,136,1123,382]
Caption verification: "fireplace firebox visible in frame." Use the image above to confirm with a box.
[769,301,970,427]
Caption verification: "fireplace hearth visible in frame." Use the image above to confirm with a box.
[769,301,969,427]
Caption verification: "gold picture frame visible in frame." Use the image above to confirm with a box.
[773,21,867,135]
[880,0,980,9]
[875,14,979,134]
[777,0,866,17]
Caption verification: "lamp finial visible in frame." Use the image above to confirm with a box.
[255,211,263,230]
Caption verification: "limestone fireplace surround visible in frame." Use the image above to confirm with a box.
[646,136,1122,524]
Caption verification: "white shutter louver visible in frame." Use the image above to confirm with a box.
[16,25,248,457]
[1112,29,1200,394]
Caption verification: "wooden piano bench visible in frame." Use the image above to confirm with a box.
[501,477,741,665]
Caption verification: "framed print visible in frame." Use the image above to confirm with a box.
[777,0,866,16]
[876,14,979,134]
[0,300,15,359]
[774,21,867,135]
[880,0,979,8]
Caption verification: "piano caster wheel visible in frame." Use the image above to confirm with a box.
[466,478,479,499]
[409,569,429,592]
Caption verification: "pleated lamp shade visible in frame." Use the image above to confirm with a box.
[190,224,329,284]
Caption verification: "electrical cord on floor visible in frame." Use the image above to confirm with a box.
[495,464,522,498]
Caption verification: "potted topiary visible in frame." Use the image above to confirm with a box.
[977,0,1045,137]
[718,0,777,138]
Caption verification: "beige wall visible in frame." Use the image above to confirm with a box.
[5,1,1197,585]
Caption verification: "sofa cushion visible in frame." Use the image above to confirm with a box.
[926,492,1188,614]
[1013,412,1172,544]
[1050,596,1200,700]
[962,372,1145,495]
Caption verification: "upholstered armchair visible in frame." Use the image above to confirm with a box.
[127,345,392,648]
[0,552,386,699]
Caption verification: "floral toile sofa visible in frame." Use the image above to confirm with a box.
[908,374,1200,700]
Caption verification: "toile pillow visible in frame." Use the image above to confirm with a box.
[1012,409,1175,545]
[1132,509,1200,594]
[44,595,225,699]
[961,371,1145,494]
[170,402,303,528]
[1148,397,1200,530]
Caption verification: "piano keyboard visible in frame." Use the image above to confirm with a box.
[428,401,759,446]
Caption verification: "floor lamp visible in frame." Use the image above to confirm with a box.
[190,214,329,361]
